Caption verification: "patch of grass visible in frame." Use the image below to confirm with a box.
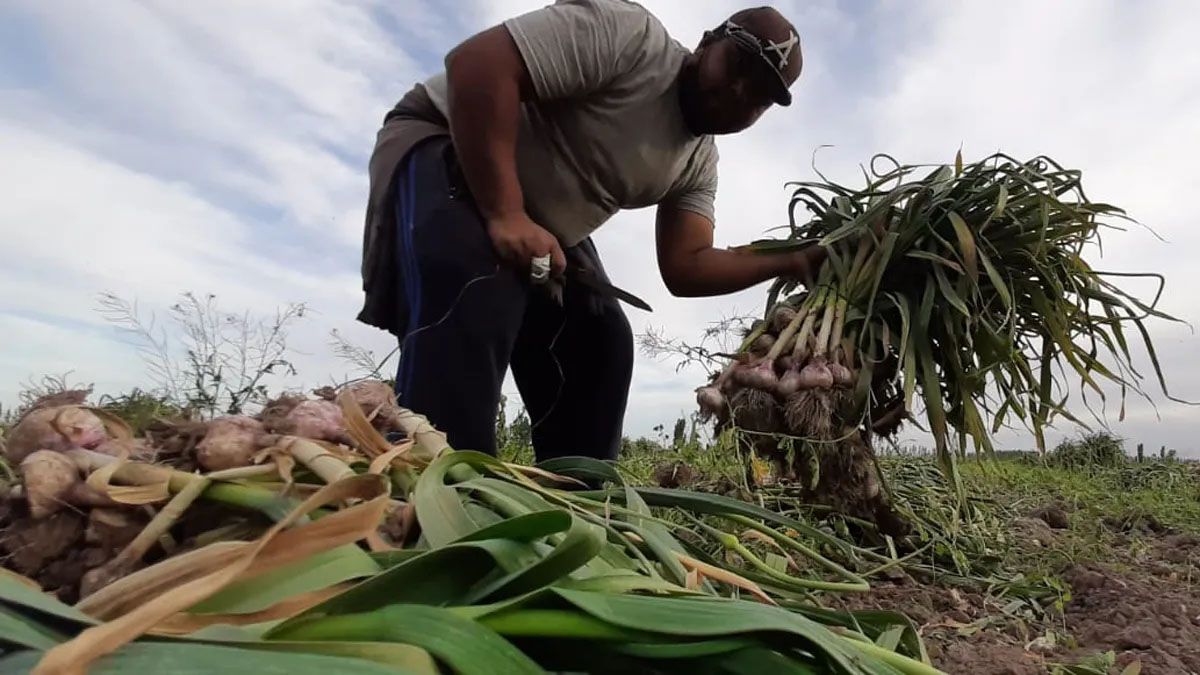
[499,421,1198,597]
[496,414,748,492]
[1046,432,1127,471]
[615,425,747,489]
[961,454,1200,576]
[97,388,191,435]
[969,458,1200,531]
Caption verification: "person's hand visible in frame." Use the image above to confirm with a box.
[782,209,889,284]
[783,245,826,285]
[862,211,890,246]
[486,212,566,279]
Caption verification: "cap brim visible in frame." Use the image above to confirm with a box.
[770,71,792,106]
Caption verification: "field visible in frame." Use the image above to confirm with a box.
[6,384,1195,674]
[536,430,1200,674]
[4,152,1196,674]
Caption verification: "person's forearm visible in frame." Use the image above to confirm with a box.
[667,246,828,297]
[444,39,525,220]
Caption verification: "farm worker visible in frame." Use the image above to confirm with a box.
[356,1,821,462]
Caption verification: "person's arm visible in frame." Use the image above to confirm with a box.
[444,26,565,275]
[655,205,827,297]
[443,2,647,278]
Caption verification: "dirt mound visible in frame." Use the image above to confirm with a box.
[1029,502,1070,530]
[833,582,1054,675]
[653,461,698,489]
[0,499,150,603]
[831,526,1200,674]
[1102,510,1168,535]
[1063,563,1200,673]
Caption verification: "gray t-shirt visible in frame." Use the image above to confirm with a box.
[422,0,718,246]
[357,0,717,333]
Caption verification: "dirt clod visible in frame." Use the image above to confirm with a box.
[142,418,208,470]
[1013,517,1057,546]
[1115,619,1161,650]
[1163,533,1200,548]
[85,508,145,551]
[654,461,697,489]
[1103,511,1167,534]
[1030,503,1070,529]
[1062,559,1200,673]
[1066,566,1108,592]
[2,510,84,571]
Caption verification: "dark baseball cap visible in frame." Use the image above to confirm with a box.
[711,7,802,106]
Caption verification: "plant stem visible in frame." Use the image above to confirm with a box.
[726,536,869,593]
[829,296,848,361]
[205,464,279,481]
[113,476,211,569]
[845,234,873,290]
[791,287,827,361]
[724,515,869,589]
[67,448,303,521]
[392,409,452,462]
[767,301,811,362]
[285,438,356,484]
[841,336,856,369]
[201,483,305,521]
[79,475,216,597]
[681,523,854,596]
[860,543,934,578]
[851,246,883,297]
[737,319,772,353]
[835,631,945,675]
[813,286,840,357]
[389,466,419,497]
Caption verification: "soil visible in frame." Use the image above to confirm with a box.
[831,525,1200,674]
[653,460,699,489]
[0,499,115,603]
[1061,558,1200,674]
[142,418,209,470]
[1030,503,1071,530]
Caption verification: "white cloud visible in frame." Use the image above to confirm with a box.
[2,0,420,243]
[0,0,415,409]
[0,121,395,406]
[0,314,146,404]
[2,0,1198,457]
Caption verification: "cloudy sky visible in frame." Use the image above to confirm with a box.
[2,0,1198,455]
